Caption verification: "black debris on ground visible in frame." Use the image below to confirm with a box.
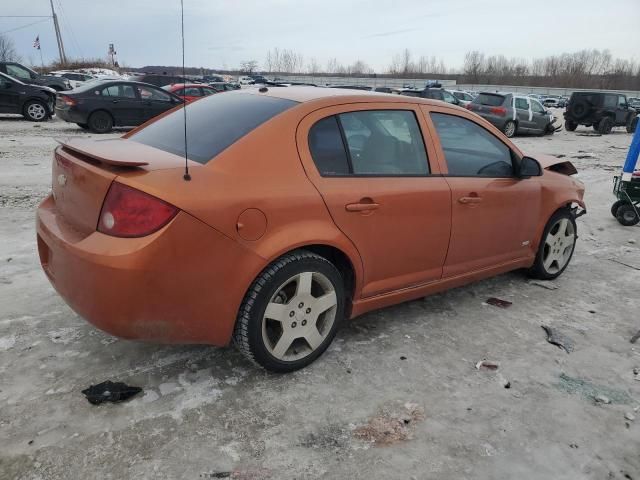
[630,330,640,344]
[486,297,512,308]
[541,325,574,354]
[81,381,142,405]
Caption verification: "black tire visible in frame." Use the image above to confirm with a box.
[76,123,90,130]
[627,116,638,134]
[570,100,590,120]
[528,209,577,280]
[596,116,613,134]
[611,200,628,218]
[565,119,577,131]
[503,120,517,138]
[593,124,600,132]
[544,123,555,135]
[88,110,114,134]
[616,203,640,226]
[233,250,345,373]
[23,100,48,122]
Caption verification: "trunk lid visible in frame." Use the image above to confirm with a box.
[50,137,195,238]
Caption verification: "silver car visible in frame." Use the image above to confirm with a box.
[466,92,555,137]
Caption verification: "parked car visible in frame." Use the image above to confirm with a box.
[373,86,393,94]
[162,83,218,102]
[564,91,638,134]
[126,73,197,88]
[37,87,585,372]
[627,97,640,112]
[543,98,560,108]
[203,74,225,83]
[238,76,255,85]
[0,71,56,121]
[329,85,372,91]
[49,70,96,89]
[399,87,461,106]
[55,80,183,133]
[467,92,556,137]
[248,74,269,84]
[208,82,240,92]
[0,61,70,91]
[451,90,475,106]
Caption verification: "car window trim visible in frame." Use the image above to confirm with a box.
[428,111,521,179]
[313,109,433,178]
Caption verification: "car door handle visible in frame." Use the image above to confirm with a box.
[345,201,380,212]
[112,100,119,104]
[458,196,482,204]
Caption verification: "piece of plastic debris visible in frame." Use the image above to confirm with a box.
[475,360,499,371]
[400,356,407,360]
[81,381,142,405]
[594,394,611,404]
[486,297,512,308]
[624,412,636,421]
[529,280,559,290]
[541,325,574,353]
[631,330,640,344]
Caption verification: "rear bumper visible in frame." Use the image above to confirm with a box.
[475,112,509,129]
[55,108,86,124]
[36,194,264,345]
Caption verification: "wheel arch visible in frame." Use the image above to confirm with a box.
[88,108,115,125]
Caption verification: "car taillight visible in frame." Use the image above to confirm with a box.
[59,95,76,107]
[466,104,475,110]
[98,182,178,238]
[490,106,507,116]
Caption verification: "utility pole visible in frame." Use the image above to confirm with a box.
[49,0,67,65]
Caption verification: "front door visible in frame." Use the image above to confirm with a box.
[530,98,552,132]
[427,109,541,277]
[616,95,629,124]
[297,103,452,298]
[513,96,534,131]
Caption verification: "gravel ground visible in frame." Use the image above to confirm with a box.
[0,112,639,480]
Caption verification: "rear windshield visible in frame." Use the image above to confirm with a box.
[129,92,298,164]
[474,93,505,106]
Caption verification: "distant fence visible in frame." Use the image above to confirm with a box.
[268,74,640,97]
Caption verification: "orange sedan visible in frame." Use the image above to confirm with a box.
[36,87,586,372]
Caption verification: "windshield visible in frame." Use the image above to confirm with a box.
[0,72,25,85]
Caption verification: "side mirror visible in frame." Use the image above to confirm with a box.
[519,156,542,178]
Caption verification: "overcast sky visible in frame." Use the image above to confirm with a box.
[2,0,639,71]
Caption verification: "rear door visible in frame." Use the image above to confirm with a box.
[99,83,142,126]
[0,75,21,113]
[297,103,452,297]
[425,107,541,277]
[137,85,177,122]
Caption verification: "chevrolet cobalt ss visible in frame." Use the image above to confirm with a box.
[36,87,586,372]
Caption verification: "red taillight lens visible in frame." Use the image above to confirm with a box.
[490,107,507,116]
[98,182,178,238]
[59,95,77,107]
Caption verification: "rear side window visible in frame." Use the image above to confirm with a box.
[430,113,514,177]
[308,117,350,175]
[101,84,136,98]
[475,94,505,106]
[130,93,298,164]
[308,110,429,176]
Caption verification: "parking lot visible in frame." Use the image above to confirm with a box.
[0,112,639,479]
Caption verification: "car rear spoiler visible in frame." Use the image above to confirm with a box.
[54,138,150,167]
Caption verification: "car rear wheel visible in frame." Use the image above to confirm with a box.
[616,203,640,226]
[596,116,613,134]
[23,100,48,122]
[565,119,577,131]
[503,120,516,138]
[233,250,345,372]
[529,209,577,280]
[88,111,114,134]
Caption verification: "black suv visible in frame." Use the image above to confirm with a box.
[564,91,637,134]
[0,72,56,121]
[0,62,70,91]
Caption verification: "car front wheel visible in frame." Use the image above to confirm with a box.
[23,100,48,122]
[529,209,577,280]
[233,250,345,372]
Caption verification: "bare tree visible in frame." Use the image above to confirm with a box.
[0,34,20,62]
[463,51,485,83]
[306,57,321,74]
[240,60,259,73]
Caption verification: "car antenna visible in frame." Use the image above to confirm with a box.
[180,0,191,181]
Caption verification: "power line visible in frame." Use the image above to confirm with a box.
[0,18,50,35]
[0,15,51,18]
[55,0,83,58]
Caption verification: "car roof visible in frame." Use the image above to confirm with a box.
[234,86,462,109]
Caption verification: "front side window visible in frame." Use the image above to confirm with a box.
[618,96,627,107]
[430,113,514,177]
[442,91,457,104]
[530,100,545,114]
[6,64,33,80]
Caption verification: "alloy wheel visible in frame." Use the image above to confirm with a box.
[27,103,46,121]
[261,271,337,361]
[542,218,575,274]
